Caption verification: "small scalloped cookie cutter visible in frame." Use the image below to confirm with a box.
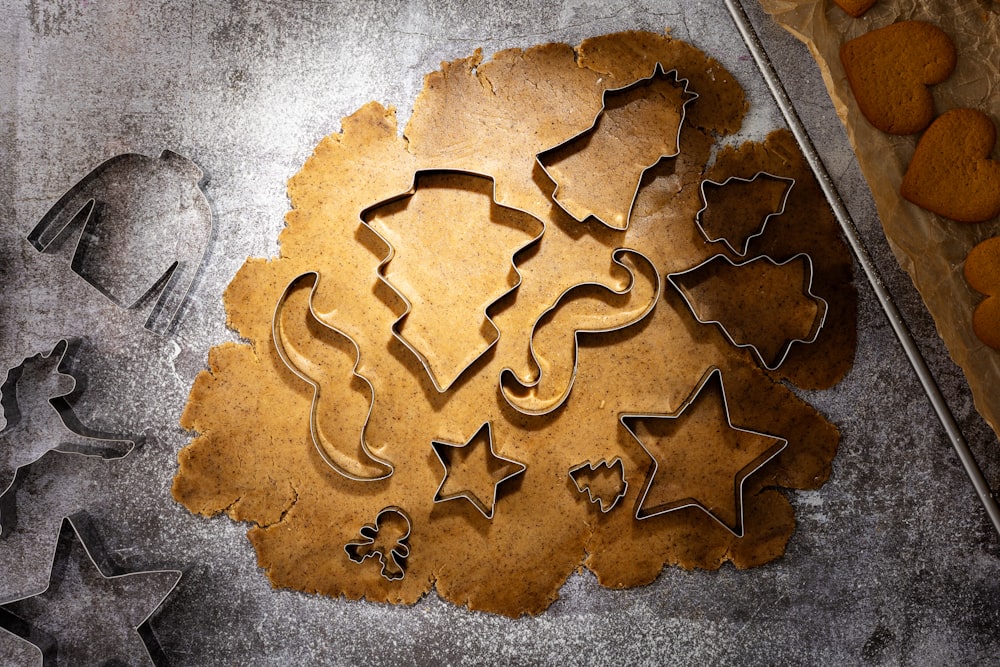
[620,367,788,538]
[694,171,795,256]
[537,63,699,231]
[430,421,526,520]
[360,169,545,393]
[499,247,662,416]
[344,506,411,581]
[27,150,213,336]
[272,272,394,482]
[0,339,135,517]
[568,458,628,513]
[0,512,181,666]
[667,252,828,371]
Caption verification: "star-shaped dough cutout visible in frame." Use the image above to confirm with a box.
[620,368,787,537]
[431,422,526,520]
[0,513,181,666]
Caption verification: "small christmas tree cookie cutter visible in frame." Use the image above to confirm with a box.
[344,506,411,582]
[694,171,795,256]
[568,458,628,513]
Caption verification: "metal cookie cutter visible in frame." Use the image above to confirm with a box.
[667,252,828,371]
[499,247,662,416]
[344,506,411,581]
[272,272,394,482]
[27,150,213,336]
[568,458,628,513]
[694,171,795,256]
[537,63,699,231]
[0,512,182,666]
[0,339,135,515]
[360,169,545,393]
[620,367,788,537]
[430,421,526,520]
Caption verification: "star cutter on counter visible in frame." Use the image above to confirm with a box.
[430,421,526,520]
[499,247,662,416]
[694,171,795,256]
[620,368,787,538]
[0,512,181,666]
[272,272,394,482]
[0,339,135,511]
[568,458,628,513]
[667,252,828,371]
[360,169,546,393]
[344,506,412,581]
[537,63,699,231]
[26,150,213,336]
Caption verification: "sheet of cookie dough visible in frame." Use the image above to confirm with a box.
[173,30,856,617]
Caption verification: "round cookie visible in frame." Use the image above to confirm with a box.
[901,108,1000,223]
[840,21,956,135]
[964,236,1000,350]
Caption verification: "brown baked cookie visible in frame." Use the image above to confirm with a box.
[833,0,877,17]
[901,108,1000,223]
[964,236,1000,349]
[840,21,956,135]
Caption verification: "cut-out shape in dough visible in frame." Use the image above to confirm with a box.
[538,64,698,230]
[344,506,412,581]
[27,150,213,336]
[0,340,135,505]
[500,248,661,415]
[621,368,787,537]
[568,458,628,513]
[430,422,526,520]
[695,172,794,256]
[668,253,827,370]
[272,272,393,482]
[362,170,544,392]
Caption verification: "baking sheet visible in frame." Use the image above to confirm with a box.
[1,1,999,663]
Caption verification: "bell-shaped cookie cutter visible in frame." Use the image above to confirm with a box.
[272,272,394,482]
[568,458,628,513]
[667,252,828,371]
[359,169,546,393]
[537,63,699,231]
[694,171,795,256]
[344,506,411,581]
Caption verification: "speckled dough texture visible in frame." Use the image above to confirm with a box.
[172,31,856,617]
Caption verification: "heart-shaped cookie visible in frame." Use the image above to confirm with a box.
[841,21,956,135]
[901,109,1000,223]
[833,0,877,17]
[964,236,1000,349]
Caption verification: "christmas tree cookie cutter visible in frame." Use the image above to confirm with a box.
[568,458,628,513]
[694,171,795,256]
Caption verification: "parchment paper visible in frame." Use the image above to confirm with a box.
[758,0,1000,440]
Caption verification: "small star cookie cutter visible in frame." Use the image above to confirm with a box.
[272,272,394,482]
[537,63,699,231]
[621,367,788,537]
[360,169,545,393]
[0,512,181,666]
[694,171,795,256]
[26,150,213,336]
[667,252,828,371]
[568,458,628,513]
[344,506,411,581]
[430,421,526,520]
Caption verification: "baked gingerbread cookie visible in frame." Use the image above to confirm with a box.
[840,21,956,135]
[832,0,877,17]
[901,108,1000,223]
[964,236,1000,349]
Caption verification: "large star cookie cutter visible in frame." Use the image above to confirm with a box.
[537,63,699,231]
[667,252,828,371]
[0,512,181,665]
[272,272,394,482]
[430,421,526,520]
[620,367,787,537]
[0,339,135,518]
[694,171,795,256]
[360,169,545,393]
[344,506,412,581]
[27,150,213,336]
[499,247,661,416]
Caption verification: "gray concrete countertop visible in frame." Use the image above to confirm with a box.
[1,1,998,664]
